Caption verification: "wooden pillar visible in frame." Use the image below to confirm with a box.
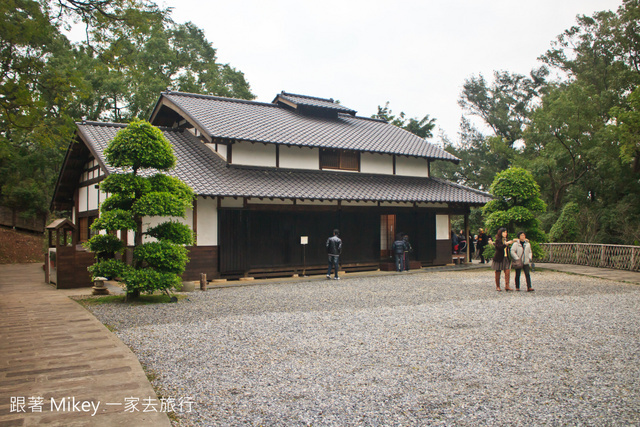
[193,197,198,246]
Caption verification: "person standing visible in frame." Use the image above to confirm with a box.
[510,231,535,292]
[392,233,406,272]
[451,230,459,254]
[491,227,515,291]
[471,234,477,259]
[403,234,413,271]
[477,228,488,264]
[326,229,342,280]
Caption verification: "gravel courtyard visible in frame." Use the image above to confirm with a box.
[86,269,640,426]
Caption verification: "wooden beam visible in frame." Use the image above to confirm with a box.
[193,198,198,246]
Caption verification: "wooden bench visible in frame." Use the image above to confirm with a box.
[451,254,466,264]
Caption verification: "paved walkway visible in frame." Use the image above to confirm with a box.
[536,262,640,284]
[0,263,171,427]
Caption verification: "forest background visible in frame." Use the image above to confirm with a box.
[1,0,639,245]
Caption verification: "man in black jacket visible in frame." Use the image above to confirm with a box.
[392,234,406,272]
[477,228,489,264]
[326,229,342,280]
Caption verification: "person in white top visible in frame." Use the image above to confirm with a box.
[510,231,534,292]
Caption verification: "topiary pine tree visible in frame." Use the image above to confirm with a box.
[86,119,194,298]
[482,167,547,259]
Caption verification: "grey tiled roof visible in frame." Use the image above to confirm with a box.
[76,122,491,205]
[160,91,459,162]
[275,92,357,115]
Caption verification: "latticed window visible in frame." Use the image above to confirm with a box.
[79,217,88,242]
[320,149,360,171]
[78,216,98,242]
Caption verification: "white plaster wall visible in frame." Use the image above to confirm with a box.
[436,214,449,240]
[297,200,338,206]
[218,144,228,160]
[247,198,294,205]
[396,156,429,177]
[342,201,378,206]
[232,141,276,167]
[417,202,448,208]
[360,153,394,175]
[142,207,193,244]
[205,143,228,161]
[220,197,244,208]
[279,146,319,170]
[380,201,413,208]
[88,185,99,211]
[78,186,89,212]
[196,197,217,246]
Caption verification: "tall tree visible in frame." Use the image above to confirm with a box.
[431,118,508,192]
[525,0,640,243]
[458,68,548,147]
[372,102,436,139]
[0,0,254,219]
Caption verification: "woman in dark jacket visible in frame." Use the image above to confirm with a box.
[491,227,515,291]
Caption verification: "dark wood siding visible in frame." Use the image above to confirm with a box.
[218,209,249,273]
[247,210,340,269]
[338,211,379,263]
[55,246,95,288]
[435,240,452,265]
[219,207,442,274]
[182,246,218,280]
[396,211,436,265]
[220,208,381,272]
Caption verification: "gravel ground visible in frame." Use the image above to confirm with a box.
[86,269,640,426]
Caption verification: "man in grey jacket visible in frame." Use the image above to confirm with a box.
[326,229,342,280]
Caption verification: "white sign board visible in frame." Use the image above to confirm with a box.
[300,236,308,245]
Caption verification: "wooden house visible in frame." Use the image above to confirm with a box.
[50,91,491,286]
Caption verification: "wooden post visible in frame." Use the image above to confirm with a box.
[200,273,207,291]
[192,198,198,246]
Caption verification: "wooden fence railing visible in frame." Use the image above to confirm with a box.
[539,243,640,272]
[0,205,46,233]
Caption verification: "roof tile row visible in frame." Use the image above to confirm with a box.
[77,122,491,205]
[161,91,459,162]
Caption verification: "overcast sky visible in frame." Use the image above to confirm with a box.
[162,0,623,142]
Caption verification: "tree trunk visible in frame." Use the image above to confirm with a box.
[135,216,143,247]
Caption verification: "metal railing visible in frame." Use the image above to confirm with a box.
[539,243,640,272]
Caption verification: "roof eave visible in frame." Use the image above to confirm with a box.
[150,93,213,143]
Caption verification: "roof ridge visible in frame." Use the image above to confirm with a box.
[76,120,189,133]
[431,176,493,197]
[163,91,275,108]
[345,114,387,123]
[76,121,126,127]
[280,91,336,103]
